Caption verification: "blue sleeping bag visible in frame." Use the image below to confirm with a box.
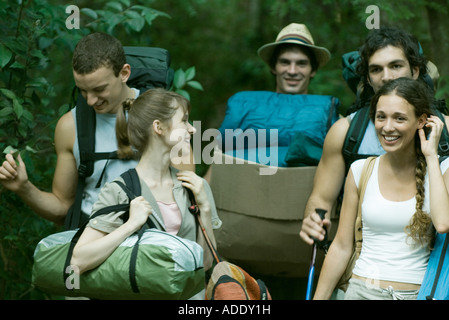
[217,91,339,167]
[417,232,449,300]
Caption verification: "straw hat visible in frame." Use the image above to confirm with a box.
[257,23,331,68]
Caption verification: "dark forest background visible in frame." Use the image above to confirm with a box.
[1,0,449,299]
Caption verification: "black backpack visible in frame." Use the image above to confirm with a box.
[64,47,174,230]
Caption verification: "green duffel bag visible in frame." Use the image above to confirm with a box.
[32,170,205,300]
[32,227,205,300]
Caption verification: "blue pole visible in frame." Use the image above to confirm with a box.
[306,263,315,300]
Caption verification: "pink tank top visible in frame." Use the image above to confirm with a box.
[157,201,182,235]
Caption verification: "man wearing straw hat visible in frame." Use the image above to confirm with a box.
[206,24,338,299]
[204,23,335,180]
[257,23,331,95]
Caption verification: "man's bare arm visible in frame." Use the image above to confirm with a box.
[300,117,350,245]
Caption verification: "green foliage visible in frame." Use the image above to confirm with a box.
[171,66,204,101]
[0,1,68,298]
[81,2,171,34]
[0,0,192,300]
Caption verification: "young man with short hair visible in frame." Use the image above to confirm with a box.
[0,33,138,225]
[0,33,193,226]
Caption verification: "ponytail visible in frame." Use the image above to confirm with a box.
[116,88,190,160]
[116,98,135,159]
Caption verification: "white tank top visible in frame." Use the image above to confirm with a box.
[350,156,449,284]
[71,88,139,214]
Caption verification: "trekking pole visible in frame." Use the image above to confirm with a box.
[306,208,327,300]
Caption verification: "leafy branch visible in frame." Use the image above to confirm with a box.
[171,66,204,101]
[80,2,171,34]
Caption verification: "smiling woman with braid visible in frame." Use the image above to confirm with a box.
[314,77,449,300]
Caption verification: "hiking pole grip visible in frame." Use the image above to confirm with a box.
[315,208,327,221]
[315,208,328,244]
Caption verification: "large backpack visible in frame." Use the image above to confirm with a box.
[64,47,174,230]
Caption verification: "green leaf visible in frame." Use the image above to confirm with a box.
[176,89,190,101]
[9,61,25,69]
[58,103,70,116]
[17,125,27,138]
[0,88,15,99]
[0,44,12,68]
[106,14,126,32]
[125,13,145,32]
[22,109,34,121]
[187,80,204,91]
[29,49,45,60]
[119,0,131,6]
[80,8,98,19]
[25,145,38,153]
[3,234,19,241]
[136,7,171,26]
[106,2,123,12]
[38,36,54,50]
[26,76,49,88]
[3,145,18,155]
[0,107,13,117]
[185,66,196,81]
[125,9,141,19]
[13,99,23,119]
[173,69,186,89]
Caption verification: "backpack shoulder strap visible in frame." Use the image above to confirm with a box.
[64,99,121,230]
[76,101,96,178]
[116,169,159,229]
[115,168,157,294]
[342,106,371,174]
[354,156,376,248]
[64,102,96,230]
[87,169,142,222]
[117,169,141,198]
